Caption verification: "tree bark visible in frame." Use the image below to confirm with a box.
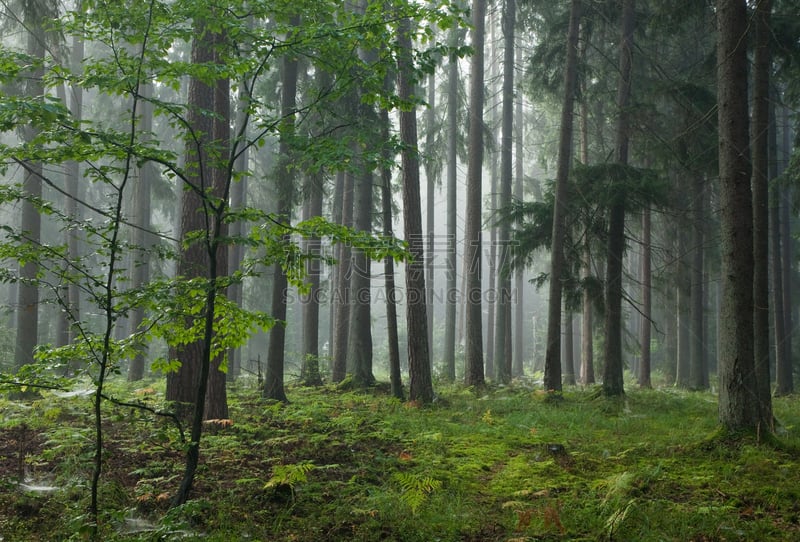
[263,29,300,403]
[464,0,487,388]
[15,0,45,371]
[493,0,515,384]
[602,0,635,397]
[443,23,460,382]
[751,0,773,421]
[544,0,581,393]
[398,16,434,403]
[716,0,765,432]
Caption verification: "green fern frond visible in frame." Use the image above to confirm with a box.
[393,472,442,513]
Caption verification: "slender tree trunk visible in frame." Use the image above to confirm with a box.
[689,175,707,390]
[751,0,773,423]
[301,173,324,387]
[463,0,487,388]
[544,0,581,393]
[676,228,691,388]
[128,82,154,382]
[443,23,460,382]
[602,0,635,397]
[638,208,651,388]
[772,100,792,395]
[398,16,434,403]
[513,45,525,378]
[425,71,436,368]
[779,105,793,394]
[227,76,251,383]
[493,0,515,384]
[381,104,404,400]
[332,169,354,383]
[15,1,45,371]
[263,23,300,403]
[563,311,576,385]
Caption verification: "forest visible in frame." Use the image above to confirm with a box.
[1,0,800,540]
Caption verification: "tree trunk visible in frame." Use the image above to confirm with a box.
[689,175,707,390]
[15,0,45,371]
[463,0,487,388]
[493,0,515,384]
[332,169,354,383]
[716,0,765,432]
[638,208,651,388]
[544,0,581,393]
[263,30,300,403]
[443,23,460,382]
[602,0,635,397]
[425,70,436,367]
[381,104,404,400]
[301,173,324,387]
[346,162,375,387]
[128,82,154,382]
[772,100,792,395]
[751,0,773,422]
[513,54,525,378]
[397,16,434,403]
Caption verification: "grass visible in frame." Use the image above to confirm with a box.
[1,378,799,541]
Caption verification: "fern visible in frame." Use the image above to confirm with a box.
[264,460,316,499]
[393,472,441,513]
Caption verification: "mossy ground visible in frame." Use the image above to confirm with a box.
[1,379,799,541]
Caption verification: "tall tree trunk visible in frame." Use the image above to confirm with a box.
[332,169,354,383]
[493,0,515,384]
[676,227,691,388]
[602,0,635,397]
[58,12,83,356]
[772,100,792,395]
[513,45,525,378]
[263,22,300,403]
[563,311,576,385]
[443,23,460,382]
[226,75,251,383]
[328,170,345,375]
[381,104,404,400]
[425,70,436,367]
[15,0,46,371]
[579,20,594,385]
[301,173,324,387]
[690,175,707,389]
[346,162,375,387]
[544,0,581,393]
[128,82,154,382]
[751,0,773,423]
[779,104,793,394]
[463,0,487,388]
[716,0,766,432]
[398,16,434,403]
[638,208,651,388]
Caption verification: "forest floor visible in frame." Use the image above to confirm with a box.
[1,377,799,541]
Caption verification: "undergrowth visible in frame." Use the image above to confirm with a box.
[1,379,799,541]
